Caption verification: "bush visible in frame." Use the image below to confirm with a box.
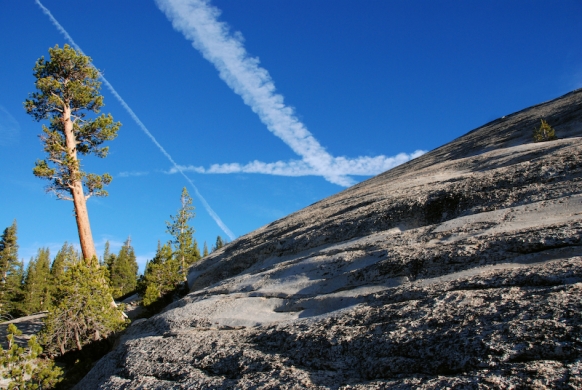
[40,263,127,356]
[0,323,62,389]
[533,119,557,142]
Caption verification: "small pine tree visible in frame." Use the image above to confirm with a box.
[102,240,118,272]
[167,187,198,281]
[533,119,557,142]
[0,221,23,319]
[0,323,63,389]
[212,236,227,252]
[3,261,24,319]
[101,240,111,268]
[138,242,181,307]
[203,241,209,257]
[109,238,138,299]
[22,248,52,315]
[50,242,78,281]
[138,241,184,310]
[142,284,161,307]
[41,262,126,356]
[190,238,201,263]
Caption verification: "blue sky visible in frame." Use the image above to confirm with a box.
[1,0,581,272]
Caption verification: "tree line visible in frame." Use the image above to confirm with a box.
[0,192,228,329]
[0,42,230,388]
[0,193,228,386]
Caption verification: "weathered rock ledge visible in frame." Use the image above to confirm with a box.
[78,89,582,389]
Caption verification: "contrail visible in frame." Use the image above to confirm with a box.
[155,0,349,185]
[155,0,425,187]
[34,0,235,240]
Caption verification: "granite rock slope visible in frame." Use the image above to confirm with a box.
[78,89,582,389]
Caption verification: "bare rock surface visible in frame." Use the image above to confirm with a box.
[0,312,47,349]
[78,89,582,389]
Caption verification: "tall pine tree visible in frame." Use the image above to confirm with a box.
[24,44,121,262]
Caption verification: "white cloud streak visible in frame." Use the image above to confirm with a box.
[34,0,235,240]
[170,150,426,179]
[118,171,149,178]
[156,0,425,187]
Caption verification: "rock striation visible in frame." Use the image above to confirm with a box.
[79,89,582,389]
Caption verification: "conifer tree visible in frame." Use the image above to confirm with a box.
[203,241,209,257]
[191,238,201,261]
[3,261,24,319]
[212,235,227,252]
[533,119,557,142]
[166,187,199,281]
[138,242,181,307]
[24,44,121,262]
[50,242,78,281]
[101,240,110,267]
[0,221,24,318]
[109,238,138,299]
[0,323,63,388]
[22,248,51,315]
[41,261,126,356]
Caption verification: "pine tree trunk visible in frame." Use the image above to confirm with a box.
[182,254,186,282]
[74,330,82,351]
[72,181,96,262]
[63,105,97,263]
[0,270,6,314]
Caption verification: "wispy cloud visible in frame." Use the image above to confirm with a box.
[35,0,235,240]
[118,171,149,178]
[0,105,20,146]
[170,150,426,182]
[156,0,425,186]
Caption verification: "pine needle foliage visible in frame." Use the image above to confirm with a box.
[212,236,228,252]
[109,238,138,299]
[533,119,557,142]
[24,44,120,201]
[50,242,78,282]
[138,242,181,308]
[41,262,127,356]
[22,248,51,315]
[24,44,121,261]
[0,323,62,389]
[0,221,24,319]
[166,188,200,281]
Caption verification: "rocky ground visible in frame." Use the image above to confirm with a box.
[78,89,582,389]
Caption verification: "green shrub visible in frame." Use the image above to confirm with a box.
[40,262,127,356]
[533,119,557,142]
[0,323,62,389]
